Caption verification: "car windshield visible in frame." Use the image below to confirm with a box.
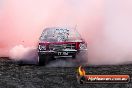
[39,27,81,42]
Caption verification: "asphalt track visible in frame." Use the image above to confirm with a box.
[0,57,132,88]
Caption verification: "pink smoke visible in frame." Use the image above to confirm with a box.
[0,0,103,57]
[3,0,132,65]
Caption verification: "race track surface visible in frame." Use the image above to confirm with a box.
[0,57,132,88]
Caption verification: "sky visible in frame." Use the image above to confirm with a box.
[1,0,132,65]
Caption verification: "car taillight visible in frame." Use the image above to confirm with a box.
[38,45,46,50]
[79,43,87,50]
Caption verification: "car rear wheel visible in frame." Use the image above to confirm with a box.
[38,55,49,66]
[72,53,76,59]
[38,54,54,66]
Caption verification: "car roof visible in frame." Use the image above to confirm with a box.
[40,27,82,42]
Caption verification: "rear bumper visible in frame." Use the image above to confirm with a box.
[38,49,77,58]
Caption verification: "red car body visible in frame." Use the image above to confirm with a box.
[38,27,87,65]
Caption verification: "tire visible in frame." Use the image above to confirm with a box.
[38,54,49,66]
[72,53,76,59]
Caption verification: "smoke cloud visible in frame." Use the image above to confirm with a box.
[1,0,132,65]
[9,45,38,64]
[88,0,132,65]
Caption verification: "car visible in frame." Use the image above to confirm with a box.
[38,27,87,65]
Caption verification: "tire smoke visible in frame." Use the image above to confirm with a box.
[2,0,132,66]
[9,45,38,64]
